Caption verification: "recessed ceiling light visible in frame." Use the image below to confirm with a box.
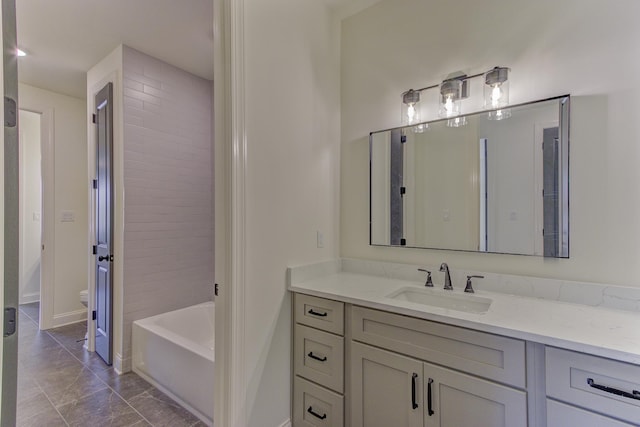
[17,48,26,57]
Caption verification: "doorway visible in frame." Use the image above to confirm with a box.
[18,110,41,311]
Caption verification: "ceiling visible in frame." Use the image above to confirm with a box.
[16,0,214,99]
[15,0,384,100]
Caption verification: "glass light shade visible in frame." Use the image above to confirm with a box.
[413,123,428,133]
[488,108,512,121]
[484,67,510,120]
[446,116,467,128]
[402,89,421,125]
[439,79,462,118]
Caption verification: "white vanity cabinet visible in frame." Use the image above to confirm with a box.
[349,306,527,427]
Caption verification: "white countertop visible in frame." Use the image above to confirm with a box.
[289,271,640,365]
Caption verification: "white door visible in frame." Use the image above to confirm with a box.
[1,0,20,423]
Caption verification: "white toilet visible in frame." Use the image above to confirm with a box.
[80,289,88,307]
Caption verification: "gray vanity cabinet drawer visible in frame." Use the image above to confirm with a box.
[351,306,526,388]
[294,324,344,393]
[546,399,636,427]
[546,347,640,424]
[293,376,344,427]
[295,294,344,335]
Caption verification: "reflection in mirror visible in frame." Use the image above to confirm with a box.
[370,96,569,257]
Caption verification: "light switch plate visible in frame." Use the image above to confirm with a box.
[60,210,75,222]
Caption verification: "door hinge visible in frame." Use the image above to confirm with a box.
[401,135,407,143]
[4,307,16,337]
[92,179,98,189]
[400,238,407,246]
[400,186,406,196]
[92,114,96,124]
[92,310,97,321]
[4,97,17,127]
[214,283,219,296]
[92,245,97,255]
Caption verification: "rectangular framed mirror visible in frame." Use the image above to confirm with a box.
[370,95,570,257]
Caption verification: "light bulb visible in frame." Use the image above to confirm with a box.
[491,85,502,108]
[17,48,26,57]
[445,96,454,115]
[407,103,416,124]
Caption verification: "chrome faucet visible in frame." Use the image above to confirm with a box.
[440,263,453,290]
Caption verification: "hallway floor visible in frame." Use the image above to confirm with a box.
[17,303,207,427]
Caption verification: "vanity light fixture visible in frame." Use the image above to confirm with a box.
[484,66,511,120]
[400,65,511,127]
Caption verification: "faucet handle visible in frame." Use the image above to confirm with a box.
[418,269,433,287]
[465,275,484,293]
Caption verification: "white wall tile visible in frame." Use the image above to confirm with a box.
[121,46,213,362]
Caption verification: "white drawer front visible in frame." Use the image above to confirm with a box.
[547,399,635,427]
[546,347,640,424]
[295,293,344,335]
[351,306,526,388]
[293,376,344,427]
[295,324,344,393]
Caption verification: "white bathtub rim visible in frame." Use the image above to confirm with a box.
[133,364,213,427]
[133,302,215,362]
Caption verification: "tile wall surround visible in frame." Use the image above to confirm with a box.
[288,258,640,313]
[121,46,213,369]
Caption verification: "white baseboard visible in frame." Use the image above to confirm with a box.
[277,420,291,427]
[114,353,131,374]
[20,292,40,305]
[50,309,87,328]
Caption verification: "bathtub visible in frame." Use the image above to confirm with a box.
[132,301,214,426]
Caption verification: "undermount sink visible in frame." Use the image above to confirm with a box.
[386,286,492,314]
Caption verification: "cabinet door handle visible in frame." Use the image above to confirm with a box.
[427,378,435,416]
[308,308,328,317]
[307,406,327,420]
[307,352,327,362]
[587,378,640,400]
[411,373,419,409]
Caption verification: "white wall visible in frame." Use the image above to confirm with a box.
[242,0,341,425]
[120,46,214,368]
[341,0,640,287]
[18,110,41,303]
[19,83,88,325]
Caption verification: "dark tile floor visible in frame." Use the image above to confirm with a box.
[18,302,207,427]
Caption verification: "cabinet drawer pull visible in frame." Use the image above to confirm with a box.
[308,308,328,317]
[411,373,419,409]
[307,406,327,420]
[427,378,435,416]
[308,352,327,362]
[587,378,640,400]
